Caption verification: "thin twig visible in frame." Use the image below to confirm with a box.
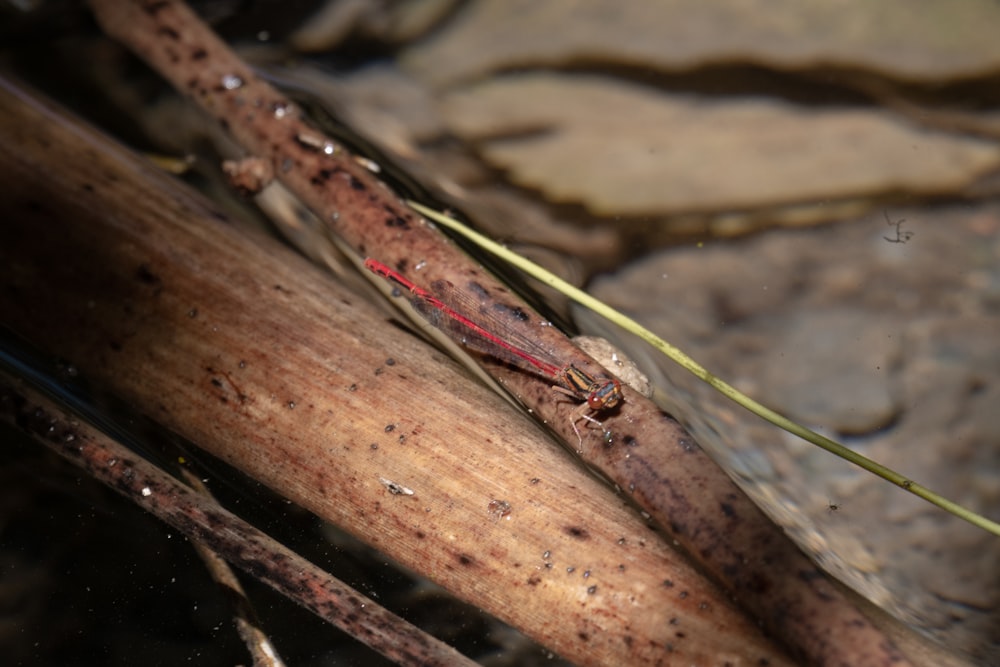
[180,469,288,667]
[0,373,478,667]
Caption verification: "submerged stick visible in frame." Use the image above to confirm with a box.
[0,371,476,667]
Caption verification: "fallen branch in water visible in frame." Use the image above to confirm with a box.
[7,0,967,662]
[0,75,795,665]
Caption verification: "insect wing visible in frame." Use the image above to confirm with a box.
[409,279,563,379]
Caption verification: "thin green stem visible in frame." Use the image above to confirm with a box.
[410,200,1000,538]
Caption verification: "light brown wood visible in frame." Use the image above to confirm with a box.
[0,75,794,666]
[81,3,927,663]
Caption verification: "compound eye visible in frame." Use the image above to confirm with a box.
[587,379,622,409]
